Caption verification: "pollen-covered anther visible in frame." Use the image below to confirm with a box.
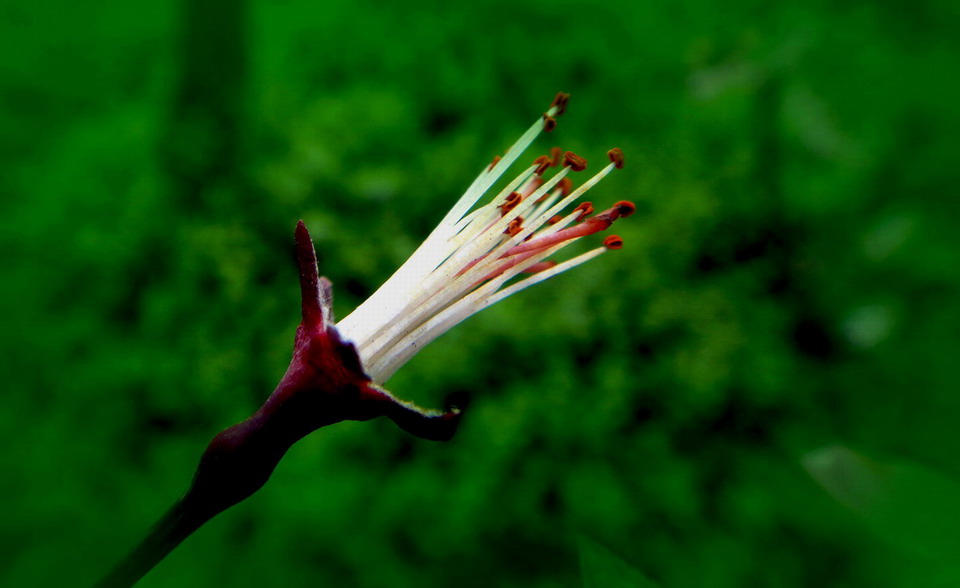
[550,146,562,167]
[573,201,594,221]
[603,234,624,250]
[548,215,564,225]
[614,200,636,218]
[559,177,574,196]
[487,155,502,171]
[533,155,552,175]
[562,151,588,172]
[550,92,570,117]
[542,114,557,132]
[607,148,625,169]
[504,216,524,236]
[498,191,522,215]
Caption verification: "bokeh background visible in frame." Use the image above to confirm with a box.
[2,0,959,586]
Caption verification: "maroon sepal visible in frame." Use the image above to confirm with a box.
[185,221,462,520]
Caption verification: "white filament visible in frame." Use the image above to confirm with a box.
[335,109,621,383]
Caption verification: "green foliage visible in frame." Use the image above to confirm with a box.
[2,0,958,586]
[579,536,659,588]
[804,446,960,584]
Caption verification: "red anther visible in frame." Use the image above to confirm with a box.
[523,260,558,274]
[498,191,522,215]
[548,215,564,225]
[550,92,570,117]
[614,200,636,218]
[543,114,557,132]
[559,177,573,196]
[603,235,624,249]
[550,146,562,167]
[607,148,625,169]
[562,151,588,172]
[504,217,524,236]
[488,155,502,171]
[533,154,552,175]
[573,201,594,221]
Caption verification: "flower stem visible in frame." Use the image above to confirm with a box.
[95,497,210,588]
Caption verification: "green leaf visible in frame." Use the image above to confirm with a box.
[803,445,960,565]
[578,535,660,588]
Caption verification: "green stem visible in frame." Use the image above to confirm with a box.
[96,498,210,588]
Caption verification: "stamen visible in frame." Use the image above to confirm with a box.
[476,239,547,283]
[510,163,619,250]
[505,200,635,257]
[346,109,555,338]
[372,239,577,382]
[521,174,543,196]
[358,168,571,365]
[533,155,552,175]
[550,92,570,117]
[336,96,634,384]
[483,246,606,308]
[563,151,588,171]
[607,148,625,169]
[499,191,522,215]
[614,200,636,217]
[504,216,524,236]
[573,201,594,221]
[524,261,557,274]
[542,114,557,132]
[603,234,624,249]
[550,146,562,167]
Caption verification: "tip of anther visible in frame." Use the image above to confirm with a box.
[607,148,625,169]
[603,235,624,249]
[550,92,570,117]
[550,147,562,167]
[499,191,522,215]
[533,154,552,175]
[559,177,573,196]
[543,114,557,132]
[505,217,524,236]
[615,200,636,218]
[562,151,588,172]
[573,201,594,221]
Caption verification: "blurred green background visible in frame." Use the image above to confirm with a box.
[2,0,959,586]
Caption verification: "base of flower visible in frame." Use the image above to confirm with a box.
[97,222,463,588]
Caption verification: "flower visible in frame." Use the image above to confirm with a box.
[261,92,634,444]
[335,92,634,385]
[100,96,636,586]
[187,93,632,515]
